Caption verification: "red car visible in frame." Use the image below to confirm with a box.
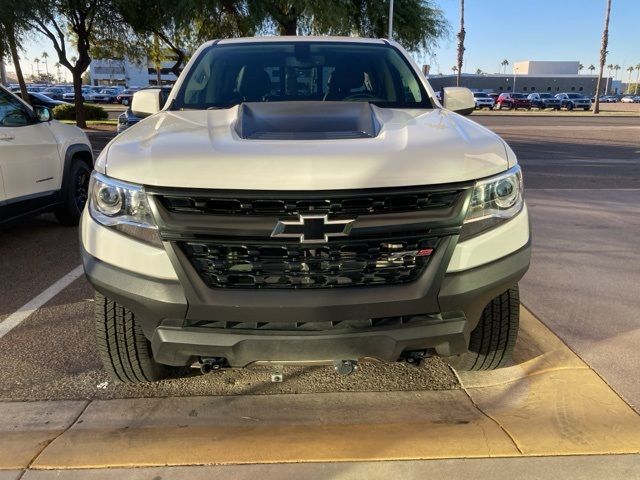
[495,92,531,110]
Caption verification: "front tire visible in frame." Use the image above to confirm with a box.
[95,292,171,383]
[448,286,520,371]
[55,160,91,226]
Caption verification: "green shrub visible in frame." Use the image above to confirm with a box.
[53,103,108,121]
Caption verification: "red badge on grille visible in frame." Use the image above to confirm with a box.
[416,248,433,257]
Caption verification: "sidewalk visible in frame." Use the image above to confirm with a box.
[2,309,640,477]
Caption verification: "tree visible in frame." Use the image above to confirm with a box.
[0,0,32,101]
[626,66,634,89]
[41,51,49,76]
[54,61,61,82]
[249,0,448,53]
[451,65,457,74]
[635,63,640,95]
[475,68,482,75]
[613,64,620,81]
[578,63,584,73]
[29,0,111,128]
[455,0,465,87]
[588,64,596,74]
[33,57,41,75]
[593,0,612,114]
[501,59,509,74]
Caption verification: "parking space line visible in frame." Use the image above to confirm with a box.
[0,265,84,340]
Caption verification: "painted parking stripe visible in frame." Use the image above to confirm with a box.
[0,265,84,340]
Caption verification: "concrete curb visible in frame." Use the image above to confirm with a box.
[1,308,639,471]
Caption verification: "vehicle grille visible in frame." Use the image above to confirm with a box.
[180,236,438,289]
[193,315,436,331]
[158,188,464,217]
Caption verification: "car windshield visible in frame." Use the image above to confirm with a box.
[30,92,54,101]
[173,41,432,110]
[100,89,115,94]
[567,94,582,98]
[511,93,526,98]
[474,92,489,97]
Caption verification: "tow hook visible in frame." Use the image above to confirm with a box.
[404,350,427,368]
[193,357,225,374]
[334,360,358,376]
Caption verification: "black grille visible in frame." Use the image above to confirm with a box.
[181,236,438,289]
[158,189,463,217]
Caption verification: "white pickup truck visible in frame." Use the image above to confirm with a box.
[80,37,530,383]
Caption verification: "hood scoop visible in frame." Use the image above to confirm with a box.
[234,101,381,140]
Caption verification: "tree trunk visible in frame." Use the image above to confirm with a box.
[6,28,29,105]
[72,70,86,128]
[280,18,297,35]
[456,0,465,87]
[593,0,612,115]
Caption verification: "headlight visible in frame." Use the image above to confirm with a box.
[88,172,162,247]
[459,165,524,240]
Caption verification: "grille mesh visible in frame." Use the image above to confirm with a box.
[181,237,438,289]
[159,189,463,217]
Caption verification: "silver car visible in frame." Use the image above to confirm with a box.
[555,93,592,111]
[527,93,561,110]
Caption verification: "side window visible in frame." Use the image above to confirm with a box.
[0,89,31,127]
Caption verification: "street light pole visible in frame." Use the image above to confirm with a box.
[388,0,394,40]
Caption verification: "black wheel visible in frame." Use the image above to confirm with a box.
[447,286,520,371]
[567,102,574,111]
[95,292,171,383]
[55,160,91,226]
[583,107,589,111]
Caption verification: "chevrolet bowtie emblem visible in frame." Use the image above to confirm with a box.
[270,214,355,243]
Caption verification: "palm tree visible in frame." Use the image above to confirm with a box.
[635,63,640,95]
[626,66,634,92]
[452,66,458,74]
[613,64,621,80]
[33,57,40,76]
[455,0,465,87]
[594,0,612,114]
[501,59,509,74]
[41,51,49,76]
[54,62,61,82]
[476,68,483,75]
[578,63,584,73]
[588,64,596,75]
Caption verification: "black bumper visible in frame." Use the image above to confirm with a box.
[82,239,530,367]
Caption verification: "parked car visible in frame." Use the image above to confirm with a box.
[495,92,531,110]
[0,85,93,225]
[620,95,640,103]
[555,93,592,111]
[63,87,93,102]
[472,91,495,109]
[40,87,67,101]
[92,88,118,103]
[20,92,69,109]
[116,88,139,105]
[527,92,561,110]
[81,37,530,383]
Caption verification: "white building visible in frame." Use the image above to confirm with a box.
[513,61,580,75]
[89,58,178,88]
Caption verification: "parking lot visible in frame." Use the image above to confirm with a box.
[1,113,640,476]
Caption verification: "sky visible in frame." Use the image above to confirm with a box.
[7,0,640,82]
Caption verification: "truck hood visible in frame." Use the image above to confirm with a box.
[102,105,511,190]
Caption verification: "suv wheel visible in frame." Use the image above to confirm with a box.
[566,102,574,111]
[447,286,520,371]
[55,160,91,226]
[95,292,171,383]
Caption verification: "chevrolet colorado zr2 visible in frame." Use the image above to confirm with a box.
[80,37,530,383]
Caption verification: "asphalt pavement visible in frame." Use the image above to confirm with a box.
[0,114,638,404]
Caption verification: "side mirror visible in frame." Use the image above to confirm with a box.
[443,87,476,115]
[131,89,163,118]
[34,106,52,122]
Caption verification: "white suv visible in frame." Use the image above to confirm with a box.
[81,37,530,383]
[0,86,93,225]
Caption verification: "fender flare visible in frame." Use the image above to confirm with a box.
[60,143,94,196]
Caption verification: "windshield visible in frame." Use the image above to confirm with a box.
[173,41,432,110]
[539,94,551,98]
[567,93,582,98]
[474,92,489,97]
[511,93,527,98]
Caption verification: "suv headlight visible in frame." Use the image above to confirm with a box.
[459,165,524,241]
[88,172,162,247]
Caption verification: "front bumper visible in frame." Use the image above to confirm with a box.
[81,228,531,367]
